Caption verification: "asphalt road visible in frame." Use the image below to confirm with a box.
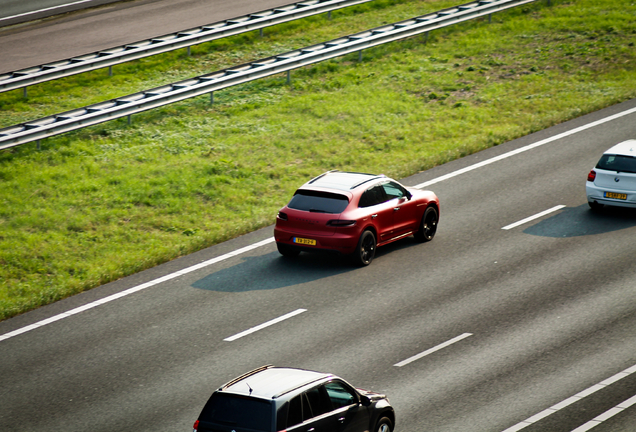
[0,0,291,73]
[1,1,636,431]
[1,98,635,431]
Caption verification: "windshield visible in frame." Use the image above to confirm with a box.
[198,393,271,431]
[287,190,349,214]
[596,154,636,173]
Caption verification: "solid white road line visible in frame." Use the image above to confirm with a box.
[0,0,98,22]
[223,308,307,342]
[501,363,636,432]
[0,237,275,343]
[571,394,636,432]
[413,106,636,189]
[501,205,566,230]
[3,104,636,342]
[394,333,473,367]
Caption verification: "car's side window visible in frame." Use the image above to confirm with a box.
[305,386,332,417]
[359,185,388,208]
[286,395,304,427]
[324,381,357,409]
[284,387,333,429]
[382,181,406,200]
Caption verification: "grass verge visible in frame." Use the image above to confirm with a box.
[0,0,635,320]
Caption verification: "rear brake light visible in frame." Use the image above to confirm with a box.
[327,220,356,227]
[277,211,288,221]
[587,170,596,182]
[193,420,199,431]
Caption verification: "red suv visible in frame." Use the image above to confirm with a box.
[274,171,439,265]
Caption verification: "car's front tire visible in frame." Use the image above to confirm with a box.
[277,243,301,257]
[375,417,393,432]
[414,206,438,242]
[354,230,376,266]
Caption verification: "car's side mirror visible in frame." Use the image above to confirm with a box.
[405,190,412,200]
[360,395,372,406]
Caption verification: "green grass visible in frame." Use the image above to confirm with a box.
[0,0,635,320]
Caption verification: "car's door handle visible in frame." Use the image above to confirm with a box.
[371,214,378,218]
[338,417,346,423]
[394,207,400,211]
[307,428,316,432]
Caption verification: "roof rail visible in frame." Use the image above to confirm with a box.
[272,376,331,399]
[220,364,274,390]
[308,169,339,184]
[350,174,385,189]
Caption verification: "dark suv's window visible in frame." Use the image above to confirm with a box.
[324,381,357,409]
[279,386,333,429]
[596,154,636,173]
[198,393,271,431]
[288,190,349,213]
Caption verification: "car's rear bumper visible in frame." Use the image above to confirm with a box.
[586,183,636,208]
[274,227,359,255]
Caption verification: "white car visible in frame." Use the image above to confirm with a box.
[586,139,636,210]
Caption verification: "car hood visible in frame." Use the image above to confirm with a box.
[357,388,387,401]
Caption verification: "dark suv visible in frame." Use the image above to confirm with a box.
[193,365,395,432]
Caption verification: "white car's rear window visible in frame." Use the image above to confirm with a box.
[597,154,636,173]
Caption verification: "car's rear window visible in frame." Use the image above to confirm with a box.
[596,154,636,173]
[198,393,271,431]
[287,190,349,214]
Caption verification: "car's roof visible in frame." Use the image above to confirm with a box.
[304,171,385,191]
[219,366,332,400]
[604,139,636,157]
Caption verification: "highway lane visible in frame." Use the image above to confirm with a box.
[1,99,635,431]
[0,0,292,73]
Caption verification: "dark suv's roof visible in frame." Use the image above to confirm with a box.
[306,171,385,191]
[220,366,332,400]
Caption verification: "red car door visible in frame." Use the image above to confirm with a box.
[359,185,394,242]
[382,181,418,237]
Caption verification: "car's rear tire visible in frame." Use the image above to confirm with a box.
[375,417,393,432]
[277,243,300,257]
[414,206,438,242]
[354,230,376,266]
[588,201,604,211]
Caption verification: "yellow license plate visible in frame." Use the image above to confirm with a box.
[293,237,316,246]
[605,192,627,200]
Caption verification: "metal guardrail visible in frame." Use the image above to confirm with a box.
[0,0,537,151]
[0,0,373,94]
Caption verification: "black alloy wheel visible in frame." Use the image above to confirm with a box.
[354,230,376,266]
[414,206,438,242]
[375,417,393,432]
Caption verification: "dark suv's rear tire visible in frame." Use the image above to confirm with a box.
[354,230,376,266]
[414,206,438,243]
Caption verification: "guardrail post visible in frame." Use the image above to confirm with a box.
[358,50,362,62]
[287,70,291,85]
[37,140,41,150]
[127,115,132,125]
[23,87,27,98]
[488,13,492,23]
[187,46,191,56]
[210,91,214,104]
[109,66,113,77]
[327,11,332,20]
[259,28,264,38]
